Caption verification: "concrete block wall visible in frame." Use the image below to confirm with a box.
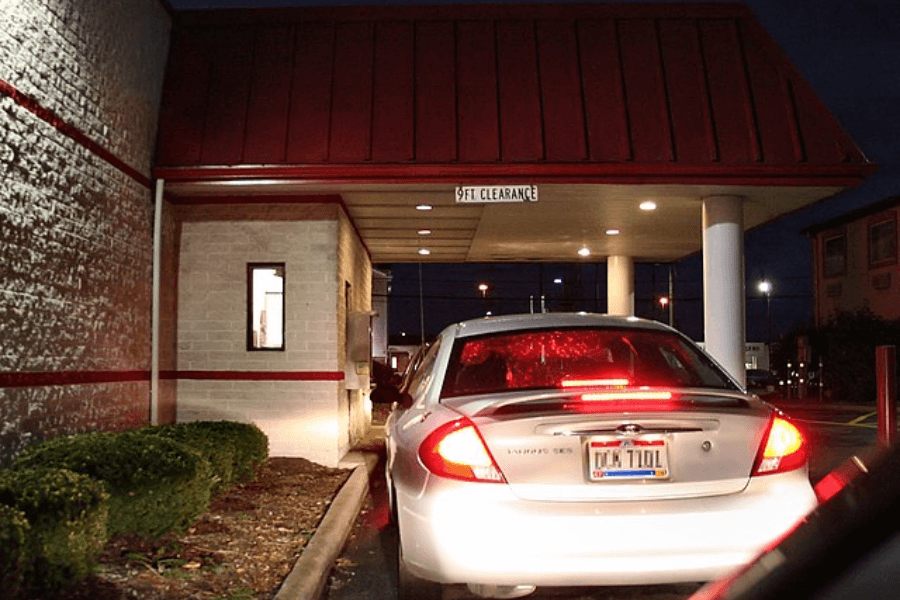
[337,210,374,450]
[177,219,340,372]
[176,207,371,467]
[0,0,171,463]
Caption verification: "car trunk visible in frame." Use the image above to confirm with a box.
[443,390,773,502]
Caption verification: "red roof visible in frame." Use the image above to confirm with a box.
[154,3,873,185]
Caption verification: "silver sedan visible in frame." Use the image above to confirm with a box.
[385,313,817,600]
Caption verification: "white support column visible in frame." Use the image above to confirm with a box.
[607,255,634,316]
[702,195,746,386]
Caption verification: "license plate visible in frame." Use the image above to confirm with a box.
[588,438,670,480]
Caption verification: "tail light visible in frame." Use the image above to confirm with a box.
[752,416,808,476]
[419,418,506,483]
[560,377,630,388]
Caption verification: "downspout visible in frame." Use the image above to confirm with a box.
[151,178,164,425]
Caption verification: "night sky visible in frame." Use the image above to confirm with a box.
[167,0,900,344]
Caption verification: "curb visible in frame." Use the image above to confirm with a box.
[274,455,377,600]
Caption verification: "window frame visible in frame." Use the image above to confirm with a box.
[868,215,897,268]
[246,262,286,352]
[822,231,847,278]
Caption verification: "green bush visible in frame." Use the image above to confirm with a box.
[0,503,29,596]
[183,421,267,482]
[13,431,211,537]
[137,422,235,493]
[0,467,108,593]
[201,421,268,482]
[136,421,268,492]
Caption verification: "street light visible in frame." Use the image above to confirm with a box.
[657,295,672,326]
[758,280,772,343]
[477,282,489,297]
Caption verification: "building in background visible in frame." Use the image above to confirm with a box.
[805,196,899,325]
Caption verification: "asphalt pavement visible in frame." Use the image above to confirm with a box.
[279,404,885,600]
[272,425,385,600]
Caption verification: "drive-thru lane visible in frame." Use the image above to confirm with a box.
[323,404,879,600]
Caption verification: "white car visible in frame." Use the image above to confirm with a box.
[385,313,817,600]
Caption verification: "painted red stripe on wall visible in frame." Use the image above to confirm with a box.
[167,371,346,381]
[0,78,151,188]
[0,371,151,388]
[0,370,345,388]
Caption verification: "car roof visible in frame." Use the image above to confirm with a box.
[450,312,676,338]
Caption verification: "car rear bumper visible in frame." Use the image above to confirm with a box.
[397,469,817,587]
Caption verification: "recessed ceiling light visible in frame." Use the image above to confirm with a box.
[418,229,432,235]
[416,204,433,211]
[640,200,657,211]
[606,229,620,236]
[418,248,431,255]
[578,247,591,257]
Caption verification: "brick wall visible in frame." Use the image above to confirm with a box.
[814,206,900,324]
[175,202,372,467]
[0,0,171,463]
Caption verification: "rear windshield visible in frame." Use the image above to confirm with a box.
[441,327,738,398]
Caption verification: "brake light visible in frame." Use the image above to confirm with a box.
[562,390,679,414]
[752,416,808,475]
[561,378,630,388]
[581,390,673,401]
[419,418,506,483]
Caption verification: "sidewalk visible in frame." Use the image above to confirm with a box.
[274,425,386,600]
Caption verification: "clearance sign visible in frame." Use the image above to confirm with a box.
[455,185,539,203]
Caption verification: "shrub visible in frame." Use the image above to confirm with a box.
[0,467,108,593]
[136,422,237,493]
[0,503,29,596]
[163,421,269,483]
[13,431,211,537]
[820,310,900,403]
